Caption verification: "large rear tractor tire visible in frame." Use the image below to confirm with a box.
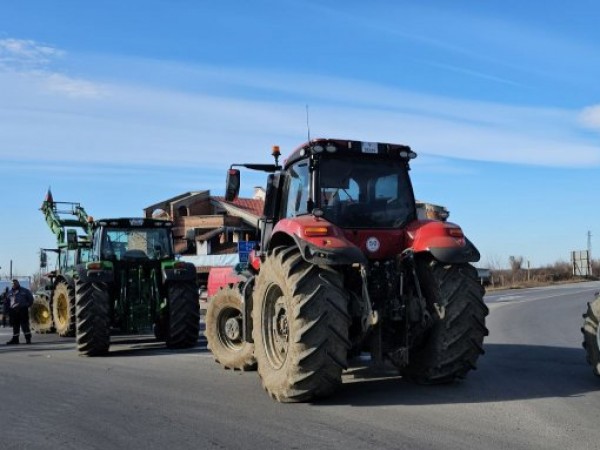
[166,281,200,349]
[53,281,76,337]
[30,293,54,333]
[252,246,351,403]
[205,286,256,371]
[404,256,488,384]
[153,314,167,342]
[582,295,600,376]
[75,279,111,356]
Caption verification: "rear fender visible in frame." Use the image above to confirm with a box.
[75,262,114,284]
[161,261,196,283]
[270,217,366,265]
[406,220,480,264]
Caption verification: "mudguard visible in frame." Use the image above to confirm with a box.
[162,261,197,282]
[406,220,480,264]
[75,263,114,284]
[271,216,367,266]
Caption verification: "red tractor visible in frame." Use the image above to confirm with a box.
[205,139,488,402]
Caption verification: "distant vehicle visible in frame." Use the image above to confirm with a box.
[74,217,200,355]
[34,190,94,336]
[416,201,449,222]
[206,266,241,298]
[476,268,492,286]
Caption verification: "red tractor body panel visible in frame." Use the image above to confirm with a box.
[270,216,476,263]
[207,266,240,298]
[341,229,406,260]
[404,219,480,263]
[272,216,357,251]
[406,220,466,251]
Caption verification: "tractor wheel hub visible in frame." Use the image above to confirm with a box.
[224,317,241,341]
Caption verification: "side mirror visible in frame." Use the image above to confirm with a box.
[225,169,240,201]
[263,173,283,218]
[66,229,78,250]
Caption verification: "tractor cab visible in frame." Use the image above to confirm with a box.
[289,140,418,229]
[227,139,420,261]
[91,218,175,262]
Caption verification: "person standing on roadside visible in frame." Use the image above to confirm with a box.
[1,287,9,327]
[6,280,34,345]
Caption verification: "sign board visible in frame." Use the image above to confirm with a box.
[238,241,257,263]
[571,250,591,277]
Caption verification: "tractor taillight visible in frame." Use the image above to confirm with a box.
[446,227,464,238]
[304,226,329,237]
[87,262,103,270]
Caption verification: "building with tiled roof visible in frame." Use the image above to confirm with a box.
[211,196,264,226]
[143,190,264,285]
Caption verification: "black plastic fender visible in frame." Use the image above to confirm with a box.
[292,235,367,266]
[162,262,196,282]
[428,238,480,264]
[75,264,114,284]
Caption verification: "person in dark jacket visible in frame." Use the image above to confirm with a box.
[1,287,9,327]
[6,279,34,345]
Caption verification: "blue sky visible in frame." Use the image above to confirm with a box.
[1,0,600,277]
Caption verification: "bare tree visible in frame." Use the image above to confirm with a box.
[485,254,504,271]
[509,255,524,283]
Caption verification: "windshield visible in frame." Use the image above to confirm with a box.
[318,156,416,228]
[101,227,173,260]
[79,247,93,264]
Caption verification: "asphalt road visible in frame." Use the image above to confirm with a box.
[1,281,600,450]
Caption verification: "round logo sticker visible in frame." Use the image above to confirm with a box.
[366,237,380,253]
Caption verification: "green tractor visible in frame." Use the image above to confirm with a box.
[34,190,94,336]
[74,217,199,356]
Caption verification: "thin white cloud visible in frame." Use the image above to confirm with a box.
[0,38,64,68]
[300,1,600,87]
[0,38,105,98]
[419,60,523,87]
[579,105,600,131]
[411,155,475,175]
[0,48,599,168]
[43,73,106,98]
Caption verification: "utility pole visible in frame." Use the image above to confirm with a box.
[9,259,12,280]
[589,230,593,277]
